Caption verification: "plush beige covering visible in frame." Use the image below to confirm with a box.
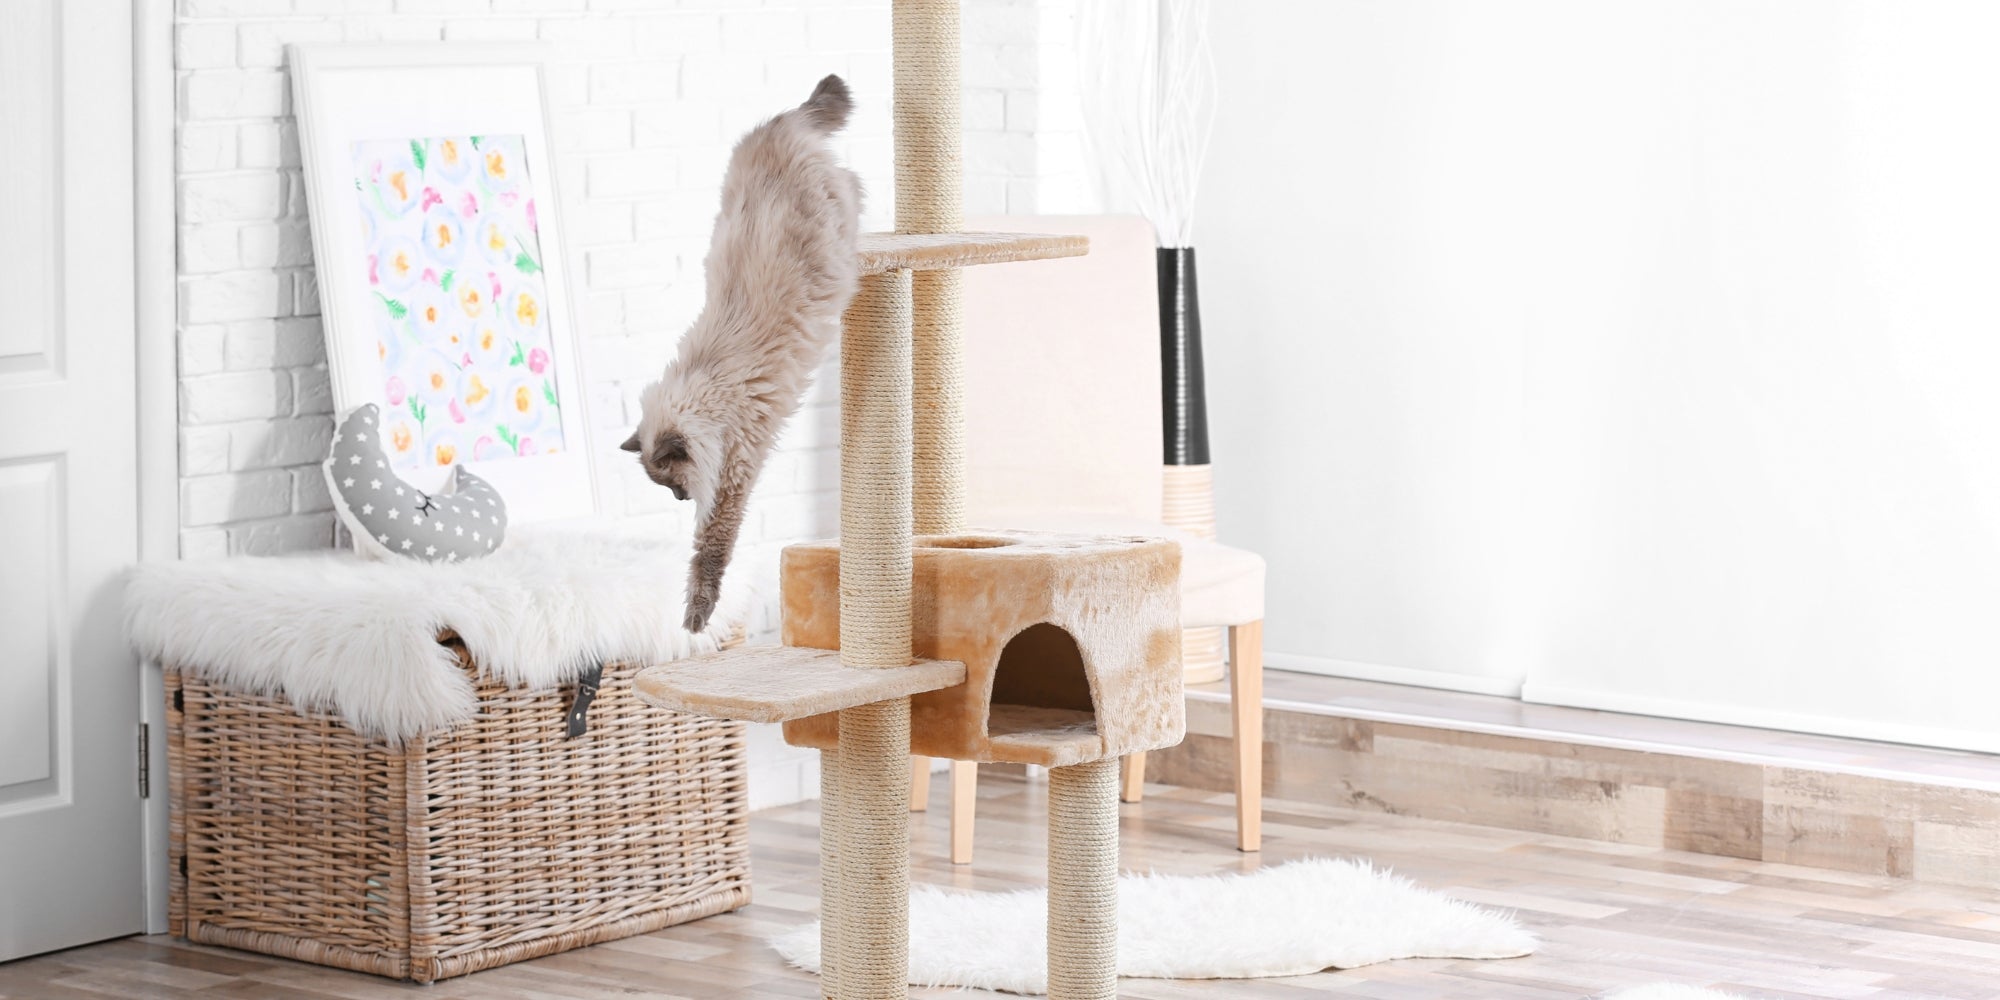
[632,646,965,724]
[855,231,1087,275]
[780,532,1185,766]
[989,511,1265,629]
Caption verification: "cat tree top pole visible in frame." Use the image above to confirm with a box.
[896,0,967,537]
[893,0,964,236]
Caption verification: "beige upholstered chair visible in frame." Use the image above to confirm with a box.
[911,215,1268,857]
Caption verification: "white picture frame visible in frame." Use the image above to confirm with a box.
[290,42,599,524]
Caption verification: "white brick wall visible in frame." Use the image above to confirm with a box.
[962,0,1094,214]
[173,0,1068,804]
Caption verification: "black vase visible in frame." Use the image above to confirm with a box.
[1157,247,1210,466]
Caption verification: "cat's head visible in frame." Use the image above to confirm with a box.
[622,380,725,510]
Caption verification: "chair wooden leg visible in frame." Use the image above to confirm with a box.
[1229,620,1264,852]
[1120,752,1146,802]
[949,760,978,864]
[909,756,931,812]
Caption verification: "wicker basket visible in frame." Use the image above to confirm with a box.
[165,637,750,982]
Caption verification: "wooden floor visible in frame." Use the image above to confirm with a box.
[7,772,2000,999]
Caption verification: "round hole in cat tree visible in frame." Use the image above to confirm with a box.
[916,535,1017,549]
[989,622,1094,717]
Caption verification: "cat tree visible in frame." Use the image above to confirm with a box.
[632,2,1186,998]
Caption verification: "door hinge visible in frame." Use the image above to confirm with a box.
[138,723,151,799]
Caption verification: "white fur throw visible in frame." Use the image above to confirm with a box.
[125,525,751,742]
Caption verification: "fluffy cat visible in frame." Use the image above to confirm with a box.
[623,74,862,633]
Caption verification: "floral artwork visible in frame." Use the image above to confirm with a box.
[351,134,564,474]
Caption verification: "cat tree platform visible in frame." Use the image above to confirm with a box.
[633,648,963,724]
[856,231,1087,275]
[634,659,1110,765]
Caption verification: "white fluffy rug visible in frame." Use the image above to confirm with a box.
[771,857,1534,994]
[125,523,750,742]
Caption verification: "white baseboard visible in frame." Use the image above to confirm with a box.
[1265,652,1525,698]
[1521,681,2000,756]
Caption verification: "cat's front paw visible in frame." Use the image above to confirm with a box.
[684,590,716,633]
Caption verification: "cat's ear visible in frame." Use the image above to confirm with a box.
[660,431,691,462]
[619,432,642,453]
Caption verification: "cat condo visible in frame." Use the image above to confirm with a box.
[630,2,1186,998]
[775,533,1182,768]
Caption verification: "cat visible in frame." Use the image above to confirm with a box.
[623,74,862,634]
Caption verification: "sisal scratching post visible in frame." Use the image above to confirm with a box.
[834,270,916,1000]
[892,0,964,236]
[1048,759,1120,1000]
[896,0,972,850]
[817,751,842,997]
[835,699,911,993]
[911,268,964,533]
[838,272,915,669]
[895,0,964,536]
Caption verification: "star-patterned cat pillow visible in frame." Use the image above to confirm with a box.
[323,404,507,562]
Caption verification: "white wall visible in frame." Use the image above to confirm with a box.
[1202,1,2000,750]
[172,0,1064,807]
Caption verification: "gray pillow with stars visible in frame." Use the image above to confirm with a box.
[322,404,507,563]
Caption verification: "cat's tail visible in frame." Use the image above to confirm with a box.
[799,74,853,134]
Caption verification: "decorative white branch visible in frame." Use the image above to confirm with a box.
[1076,0,1217,249]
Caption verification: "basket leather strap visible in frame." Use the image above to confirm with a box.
[566,663,606,739]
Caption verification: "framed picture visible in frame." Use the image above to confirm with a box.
[290,42,598,523]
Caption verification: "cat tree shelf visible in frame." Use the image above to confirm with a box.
[632,646,965,724]
[856,231,1088,275]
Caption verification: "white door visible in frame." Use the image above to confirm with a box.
[0,0,145,961]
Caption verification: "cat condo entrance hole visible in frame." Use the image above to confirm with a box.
[990,623,1092,714]
[986,622,1101,760]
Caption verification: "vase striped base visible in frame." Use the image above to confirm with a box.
[1163,463,1226,684]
